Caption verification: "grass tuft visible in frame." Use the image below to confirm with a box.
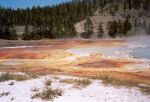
[77,79,91,87]
[32,87,63,101]
[91,75,137,88]
[139,86,150,95]
[31,87,39,92]
[45,79,52,86]
[8,81,14,85]
[60,78,91,87]
[0,92,10,97]
[0,73,30,82]
[101,76,137,87]
[0,73,12,82]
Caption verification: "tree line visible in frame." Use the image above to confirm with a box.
[82,16,133,38]
[0,0,104,40]
[0,0,149,40]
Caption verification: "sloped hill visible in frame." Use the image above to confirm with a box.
[75,1,150,38]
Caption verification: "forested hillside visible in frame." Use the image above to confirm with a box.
[0,0,150,40]
[75,0,150,38]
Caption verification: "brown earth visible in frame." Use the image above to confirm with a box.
[1,66,150,85]
[0,39,124,48]
[0,50,49,59]
[78,60,133,68]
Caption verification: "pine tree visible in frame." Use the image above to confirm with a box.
[4,26,11,39]
[0,0,148,39]
[0,26,4,39]
[82,17,93,38]
[123,1,127,17]
[24,25,29,34]
[147,24,150,35]
[22,25,31,40]
[127,0,132,10]
[108,21,118,38]
[84,17,93,33]
[143,0,150,15]
[123,17,132,35]
[118,20,123,36]
[10,26,18,40]
[98,22,104,38]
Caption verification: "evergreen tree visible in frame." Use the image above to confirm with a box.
[98,22,104,38]
[10,26,18,40]
[84,17,93,33]
[22,25,31,40]
[0,26,4,39]
[127,0,132,10]
[108,21,118,38]
[123,17,132,35]
[0,26,18,40]
[118,20,123,36]
[82,17,93,38]
[147,24,150,35]
[123,1,127,17]
[143,0,150,15]
[0,0,148,39]
[3,26,11,39]
[24,25,30,34]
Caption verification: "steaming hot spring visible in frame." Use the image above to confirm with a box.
[0,37,150,72]
[0,37,150,102]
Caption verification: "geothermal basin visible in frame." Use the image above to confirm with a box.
[0,38,150,85]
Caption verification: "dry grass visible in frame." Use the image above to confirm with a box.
[31,87,39,92]
[52,76,60,80]
[90,74,150,95]
[45,79,52,86]
[90,74,138,88]
[60,79,78,84]
[139,86,150,95]
[60,78,91,87]
[26,72,38,79]
[0,73,30,82]
[32,77,62,101]
[8,81,14,85]
[32,87,62,101]
[76,79,91,87]
[99,76,137,87]
[0,92,10,97]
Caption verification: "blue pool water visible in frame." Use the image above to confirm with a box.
[131,48,150,59]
